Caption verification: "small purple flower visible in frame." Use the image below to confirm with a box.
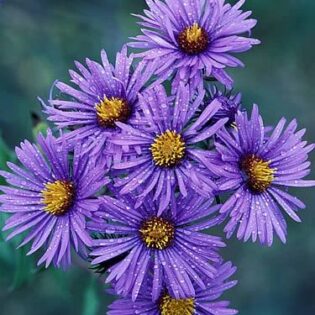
[208,87,242,125]
[129,0,259,90]
[216,105,315,245]
[44,46,156,157]
[0,131,109,268]
[108,261,238,315]
[89,193,225,301]
[110,84,228,214]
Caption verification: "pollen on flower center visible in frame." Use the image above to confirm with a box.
[95,96,131,128]
[139,217,175,250]
[178,23,209,55]
[159,294,195,315]
[150,130,186,167]
[41,180,75,215]
[241,155,275,193]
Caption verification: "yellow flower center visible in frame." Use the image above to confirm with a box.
[159,294,195,315]
[241,155,275,193]
[95,97,130,128]
[150,130,186,167]
[178,23,209,55]
[139,217,175,250]
[41,180,75,215]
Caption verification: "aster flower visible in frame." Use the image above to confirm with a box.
[0,131,109,268]
[207,87,242,125]
[110,83,228,213]
[89,193,225,301]
[129,0,259,90]
[215,105,315,245]
[43,46,156,157]
[108,261,238,315]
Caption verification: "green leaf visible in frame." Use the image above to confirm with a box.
[82,276,100,315]
[9,243,35,291]
[0,136,12,167]
[32,122,49,140]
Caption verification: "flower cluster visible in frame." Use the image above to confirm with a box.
[0,0,314,314]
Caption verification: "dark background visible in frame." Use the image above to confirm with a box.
[0,0,314,314]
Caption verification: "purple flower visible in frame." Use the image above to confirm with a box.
[89,193,225,301]
[110,84,228,214]
[108,261,238,315]
[208,87,242,125]
[129,0,259,90]
[44,46,156,157]
[0,131,109,268]
[215,105,315,245]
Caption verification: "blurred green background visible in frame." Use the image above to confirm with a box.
[0,0,314,314]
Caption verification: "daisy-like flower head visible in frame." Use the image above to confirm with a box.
[88,193,225,301]
[108,261,238,315]
[215,105,315,246]
[208,86,242,126]
[129,0,260,90]
[0,131,109,268]
[44,46,156,156]
[110,83,229,214]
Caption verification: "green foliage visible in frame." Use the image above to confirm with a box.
[82,276,100,315]
[10,244,35,291]
[0,136,14,182]
[32,121,49,140]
